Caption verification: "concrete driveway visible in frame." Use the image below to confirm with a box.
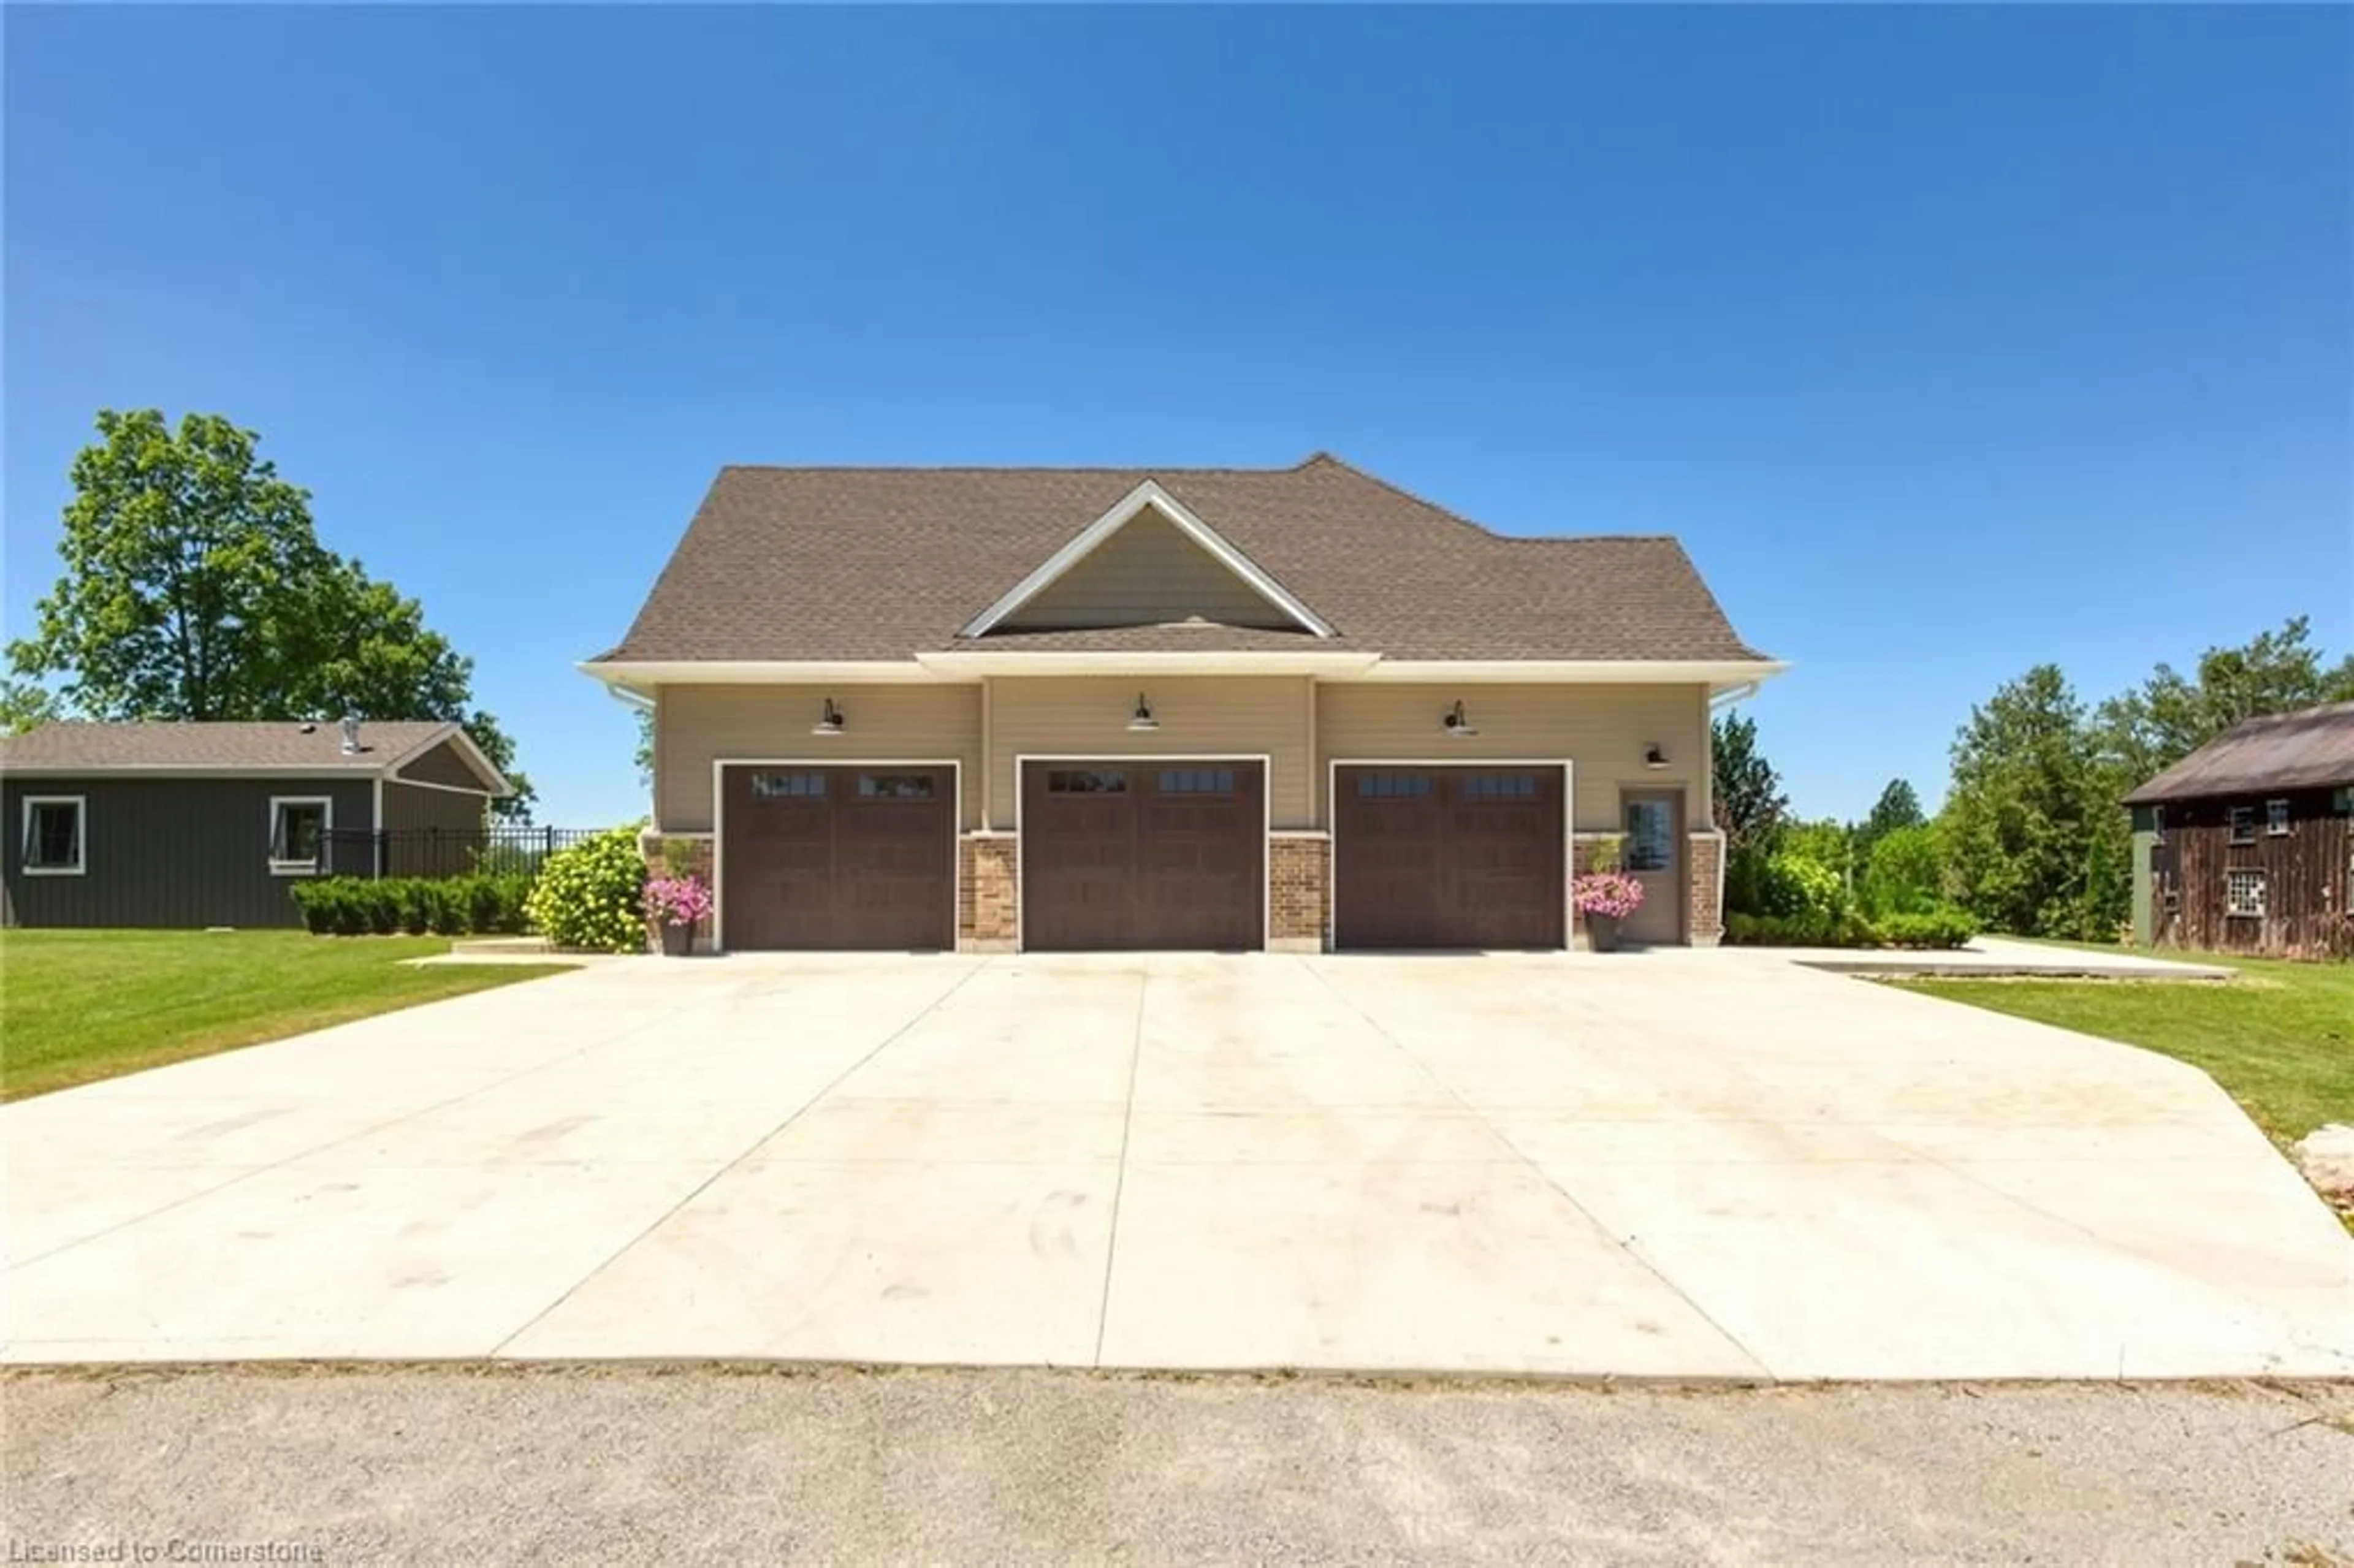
[6,951,2350,1378]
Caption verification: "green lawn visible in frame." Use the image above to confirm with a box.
[1897,951,2354,1147]
[0,929,569,1101]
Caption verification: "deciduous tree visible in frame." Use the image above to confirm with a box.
[1710,711,1789,853]
[2094,615,2354,788]
[1942,665,2124,940]
[8,409,533,816]
[0,679,62,736]
[1854,778,1925,863]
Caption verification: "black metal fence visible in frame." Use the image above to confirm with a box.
[322,826,608,880]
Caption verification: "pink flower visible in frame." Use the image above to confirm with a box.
[1571,871,1646,920]
[643,874,714,927]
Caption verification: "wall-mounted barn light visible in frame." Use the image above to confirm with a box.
[812,698,847,737]
[1644,744,1669,770]
[1127,693,1159,733]
[1442,700,1477,738]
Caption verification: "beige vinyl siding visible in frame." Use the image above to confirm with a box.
[988,676,1314,829]
[1316,683,1712,832]
[656,683,984,831]
[1002,508,1298,631]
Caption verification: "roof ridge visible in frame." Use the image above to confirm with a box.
[1299,454,1516,541]
[1307,455,1684,546]
[715,460,1309,477]
[1498,533,1683,545]
[2228,699,2354,729]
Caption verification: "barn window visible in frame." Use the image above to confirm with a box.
[2227,806,2256,845]
[2266,798,2290,836]
[2225,869,2267,919]
[21,796,85,875]
[268,796,332,875]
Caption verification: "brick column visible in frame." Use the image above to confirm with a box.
[1687,832,1724,948]
[638,830,714,953]
[961,834,1019,952]
[1268,834,1329,952]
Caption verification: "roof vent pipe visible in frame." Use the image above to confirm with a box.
[340,715,362,755]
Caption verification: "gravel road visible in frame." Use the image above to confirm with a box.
[4,1366,2350,1564]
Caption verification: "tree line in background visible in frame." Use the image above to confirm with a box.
[1714,617,2354,943]
[2,411,534,818]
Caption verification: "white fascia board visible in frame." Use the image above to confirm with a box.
[915,650,1381,678]
[956,480,1335,639]
[578,660,954,694]
[582,653,1783,688]
[1332,660,1789,687]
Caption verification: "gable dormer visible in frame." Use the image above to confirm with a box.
[961,481,1331,638]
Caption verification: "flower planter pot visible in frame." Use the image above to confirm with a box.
[659,922,694,958]
[1585,914,1621,953]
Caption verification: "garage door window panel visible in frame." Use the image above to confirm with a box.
[1049,770,1129,794]
[752,772,827,799]
[1159,769,1236,795]
[1357,772,1434,799]
[858,773,936,800]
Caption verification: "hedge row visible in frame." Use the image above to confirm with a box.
[289,874,535,937]
[1724,907,1978,950]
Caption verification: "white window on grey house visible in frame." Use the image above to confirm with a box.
[2225,869,2267,919]
[2266,798,2290,836]
[21,796,85,875]
[269,796,332,875]
[2227,806,2256,845]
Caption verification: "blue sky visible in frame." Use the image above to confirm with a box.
[7,6,2348,826]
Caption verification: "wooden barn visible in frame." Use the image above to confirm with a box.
[2126,701,2354,960]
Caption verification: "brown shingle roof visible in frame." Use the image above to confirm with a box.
[596,455,1771,665]
[0,720,467,774]
[2122,702,2354,805]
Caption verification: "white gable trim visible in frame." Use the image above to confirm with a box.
[958,480,1334,639]
[381,724,514,797]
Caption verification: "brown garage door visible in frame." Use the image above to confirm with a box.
[1021,761,1264,951]
[1333,766,1564,950]
[720,765,955,950]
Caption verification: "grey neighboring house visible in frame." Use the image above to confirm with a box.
[1,719,511,929]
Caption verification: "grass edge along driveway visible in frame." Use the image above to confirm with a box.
[1895,950,2353,1149]
[1,929,570,1101]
